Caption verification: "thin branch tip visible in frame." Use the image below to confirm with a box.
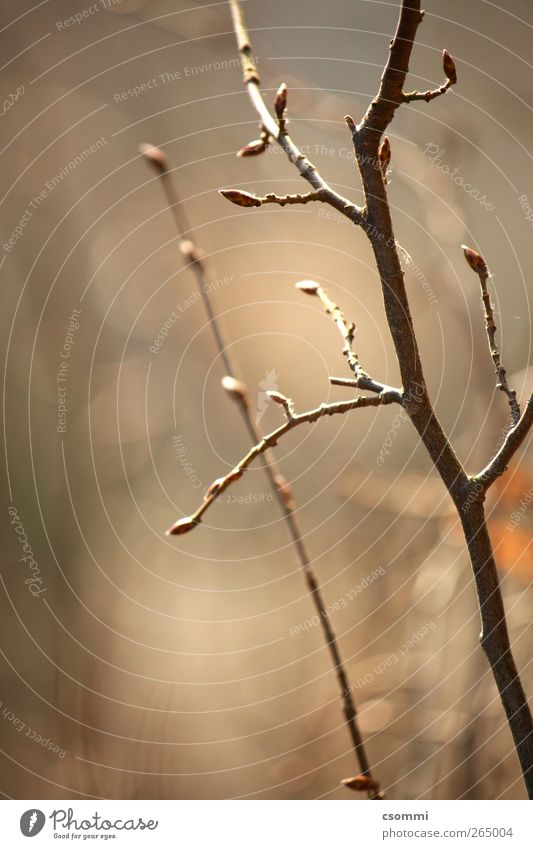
[443,49,458,85]
[219,188,262,208]
[462,244,488,275]
[139,142,169,173]
[295,280,320,295]
[166,516,200,536]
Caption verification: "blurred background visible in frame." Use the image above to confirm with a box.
[1,0,532,800]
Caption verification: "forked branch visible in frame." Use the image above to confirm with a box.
[167,389,399,535]
[168,0,533,797]
[142,143,385,797]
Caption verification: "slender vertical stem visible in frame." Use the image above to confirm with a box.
[460,504,533,797]
[141,147,381,796]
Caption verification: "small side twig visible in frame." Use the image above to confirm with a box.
[227,0,365,228]
[472,395,533,492]
[462,245,520,424]
[295,280,399,396]
[167,390,399,533]
[219,188,327,208]
[402,49,457,102]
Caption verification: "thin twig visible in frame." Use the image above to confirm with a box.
[347,0,533,796]
[402,50,457,103]
[168,390,399,533]
[295,280,400,396]
[227,0,365,228]
[220,188,327,208]
[141,142,386,797]
[462,245,521,424]
[472,395,533,492]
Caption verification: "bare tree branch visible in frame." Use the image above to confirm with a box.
[462,245,521,424]
[402,49,457,103]
[167,389,399,534]
[163,0,533,797]
[220,188,327,208]
[344,1,533,795]
[295,280,400,396]
[227,0,364,228]
[141,143,385,798]
[472,395,533,492]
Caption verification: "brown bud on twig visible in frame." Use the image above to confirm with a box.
[206,477,225,499]
[344,115,356,134]
[180,239,200,263]
[226,467,243,485]
[139,143,169,174]
[442,50,457,85]
[222,375,250,407]
[219,189,262,208]
[379,136,391,179]
[267,390,295,419]
[237,139,267,158]
[166,516,199,536]
[267,391,289,406]
[295,280,320,296]
[274,474,296,511]
[341,775,381,793]
[462,244,488,275]
[274,83,287,119]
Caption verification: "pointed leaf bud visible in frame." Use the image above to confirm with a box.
[295,280,320,296]
[267,391,288,406]
[180,239,200,263]
[222,376,250,407]
[442,50,457,85]
[226,467,243,485]
[379,136,391,176]
[274,474,296,511]
[206,477,225,499]
[341,775,381,793]
[462,245,488,275]
[139,143,169,174]
[166,516,199,536]
[237,139,267,158]
[274,83,287,119]
[219,189,262,208]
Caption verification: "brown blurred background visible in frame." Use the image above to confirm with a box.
[1,0,532,800]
